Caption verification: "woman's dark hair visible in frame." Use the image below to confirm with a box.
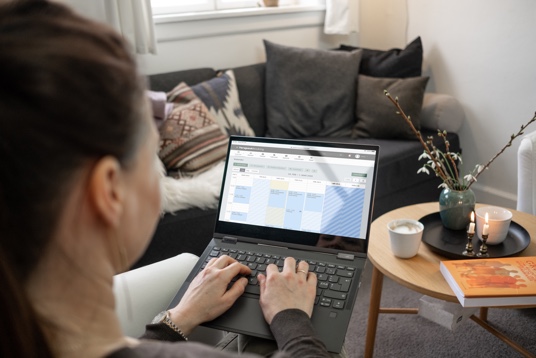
[0,0,146,356]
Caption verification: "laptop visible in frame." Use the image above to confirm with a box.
[168,136,379,353]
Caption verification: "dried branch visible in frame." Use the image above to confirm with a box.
[466,112,536,189]
[384,91,450,183]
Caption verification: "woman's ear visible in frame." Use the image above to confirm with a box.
[88,156,125,228]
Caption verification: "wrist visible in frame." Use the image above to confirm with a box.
[167,308,197,336]
[151,310,189,340]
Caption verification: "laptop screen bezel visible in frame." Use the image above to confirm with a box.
[213,136,380,256]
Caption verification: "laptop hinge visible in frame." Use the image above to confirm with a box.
[222,236,238,244]
[337,253,355,261]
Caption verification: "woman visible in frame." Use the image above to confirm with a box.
[0,1,332,357]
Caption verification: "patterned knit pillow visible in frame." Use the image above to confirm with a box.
[158,83,229,178]
[191,70,255,137]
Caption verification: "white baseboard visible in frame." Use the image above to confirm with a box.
[470,183,518,210]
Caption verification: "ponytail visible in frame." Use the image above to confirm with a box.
[0,251,53,357]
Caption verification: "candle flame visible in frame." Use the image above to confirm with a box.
[485,212,489,224]
[470,211,475,222]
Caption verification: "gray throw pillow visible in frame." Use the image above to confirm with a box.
[352,75,429,139]
[264,40,363,139]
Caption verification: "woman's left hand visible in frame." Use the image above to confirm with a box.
[167,255,251,335]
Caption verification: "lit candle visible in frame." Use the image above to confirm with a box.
[482,212,489,236]
[468,211,475,234]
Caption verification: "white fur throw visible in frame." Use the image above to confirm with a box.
[156,156,224,213]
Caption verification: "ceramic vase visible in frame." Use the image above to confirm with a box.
[438,188,476,230]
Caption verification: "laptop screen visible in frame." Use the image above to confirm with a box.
[214,136,379,255]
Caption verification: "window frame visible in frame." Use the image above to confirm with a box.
[151,0,322,16]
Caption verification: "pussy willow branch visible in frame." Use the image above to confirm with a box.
[438,131,460,185]
[384,91,450,183]
[466,112,536,189]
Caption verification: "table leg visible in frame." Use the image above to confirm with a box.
[479,307,488,321]
[365,265,384,358]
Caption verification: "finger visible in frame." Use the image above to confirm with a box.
[282,257,297,274]
[204,257,219,268]
[306,271,317,288]
[219,261,252,281]
[224,276,248,301]
[207,254,237,269]
[231,261,252,276]
[265,263,279,276]
[297,260,310,275]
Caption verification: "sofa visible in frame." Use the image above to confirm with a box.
[132,40,465,269]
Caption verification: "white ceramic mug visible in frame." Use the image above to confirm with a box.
[387,219,424,259]
[475,206,512,245]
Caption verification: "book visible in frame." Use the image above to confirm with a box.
[440,256,536,307]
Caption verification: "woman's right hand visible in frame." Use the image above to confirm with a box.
[168,255,251,335]
[257,257,317,324]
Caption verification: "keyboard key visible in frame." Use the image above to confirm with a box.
[324,290,347,300]
[257,264,267,272]
[320,297,331,307]
[318,281,329,289]
[329,283,342,291]
[333,300,345,309]
[339,278,351,292]
[337,269,354,278]
[209,250,220,257]
[248,277,258,285]
[315,266,326,273]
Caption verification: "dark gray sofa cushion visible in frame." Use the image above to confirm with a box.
[264,40,362,139]
[353,75,429,139]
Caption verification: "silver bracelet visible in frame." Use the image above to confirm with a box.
[162,311,188,341]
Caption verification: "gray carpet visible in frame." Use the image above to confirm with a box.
[343,259,536,358]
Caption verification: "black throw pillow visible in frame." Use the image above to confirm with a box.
[338,37,423,78]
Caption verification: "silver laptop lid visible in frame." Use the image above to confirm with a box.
[214,136,379,256]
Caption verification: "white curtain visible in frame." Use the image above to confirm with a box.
[104,0,157,55]
[67,0,157,54]
[324,0,359,35]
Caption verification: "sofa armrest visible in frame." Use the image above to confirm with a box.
[421,93,465,133]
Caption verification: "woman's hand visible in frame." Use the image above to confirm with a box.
[257,257,317,324]
[168,255,251,335]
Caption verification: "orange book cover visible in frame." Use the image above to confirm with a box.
[440,256,536,307]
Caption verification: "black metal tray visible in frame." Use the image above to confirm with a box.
[420,212,531,259]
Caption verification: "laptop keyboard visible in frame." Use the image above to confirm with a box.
[200,246,357,310]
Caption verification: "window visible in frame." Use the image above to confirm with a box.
[151,0,258,15]
[151,0,320,15]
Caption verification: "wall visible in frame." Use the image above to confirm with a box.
[360,0,536,209]
[137,8,356,75]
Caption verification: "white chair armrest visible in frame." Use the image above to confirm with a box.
[421,93,465,133]
[113,253,199,338]
[517,130,536,214]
